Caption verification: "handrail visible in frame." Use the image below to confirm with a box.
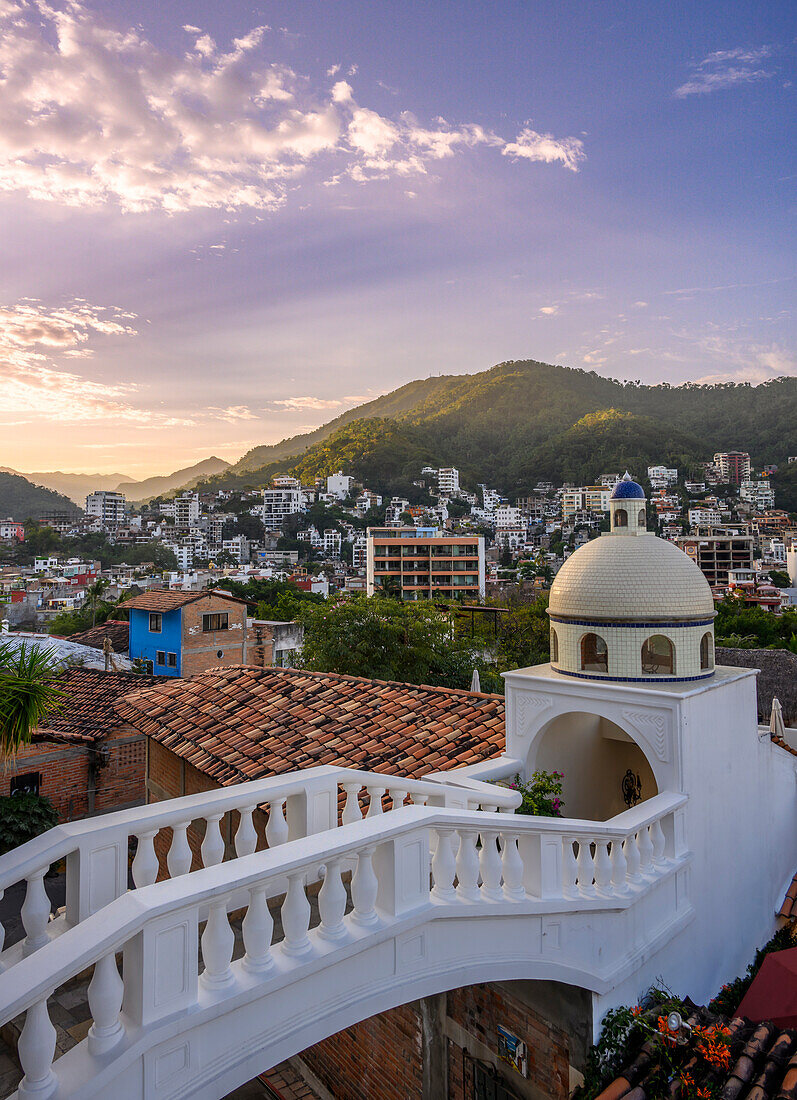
[0,798,684,1027]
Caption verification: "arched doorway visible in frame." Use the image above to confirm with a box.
[531,712,658,820]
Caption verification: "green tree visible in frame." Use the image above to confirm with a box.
[84,578,109,628]
[0,642,66,758]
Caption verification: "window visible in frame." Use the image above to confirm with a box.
[149,612,162,633]
[156,650,166,665]
[550,628,559,663]
[580,633,608,673]
[202,612,229,632]
[700,632,713,670]
[641,634,674,675]
[615,508,628,527]
[638,508,646,527]
[167,652,177,668]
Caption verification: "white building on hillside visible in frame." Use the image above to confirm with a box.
[326,472,354,500]
[437,467,460,494]
[647,465,677,488]
[258,488,304,530]
[85,490,126,527]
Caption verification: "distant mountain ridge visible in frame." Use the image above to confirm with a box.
[0,471,80,520]
[0,469,132,505]
[115,456,231,502]
[206,361,797,502]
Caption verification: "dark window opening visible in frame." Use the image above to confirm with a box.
[203,612,229,632]
[642,634,675,675]
[156,650,166,665]
[700,632,713,670]
[167,652,177,668]
[615,508,628,527]
[581,632,608,673]
[149,612,162,633]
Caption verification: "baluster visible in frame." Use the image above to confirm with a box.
[388,788,406,812]
[593,840,613,897]
[235,806,258,857]
[342,784,363,825]
[637,825,654,874]
[21,871,50,956]
[242,885,274,973]
[482,803,498,813]
[576,838,596,897]
[479,830,503,901]
[410,791,428,806]
[562,838,579,899]
[650,818,666,867]
[455,829,481,901]
[132,831,158,888]
[266,798,289,848]
[318,858,348,941]
[624,832,642,884]
[201,814,225,868]
[500,833,525,901]
[17,996,56,1099]
[167,822,192,878]
[431,828,457,901]
[366,787,384,817]
[281,872,312,955]
[201,899,235,987]
[349,846,379,926]
[87,952,124,1055]
[610,839,629,896]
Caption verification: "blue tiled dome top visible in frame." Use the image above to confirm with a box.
[610,473,645,500]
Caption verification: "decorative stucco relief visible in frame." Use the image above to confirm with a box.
[620,707,670,762]
[514,692,553,739]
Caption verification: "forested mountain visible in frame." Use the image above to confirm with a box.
[0,469,130,505]
[0,472,81,520]
[204,362,797,501]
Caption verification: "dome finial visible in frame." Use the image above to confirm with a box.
[622,470,632,481]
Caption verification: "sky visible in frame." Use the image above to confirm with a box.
[0,0,794,477]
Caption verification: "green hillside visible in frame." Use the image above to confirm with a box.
[0,472,81,521]
[204,362,797,500]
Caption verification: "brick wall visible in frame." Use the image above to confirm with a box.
[4,724,145,822]
[180,594,248,677]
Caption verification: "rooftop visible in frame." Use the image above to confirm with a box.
[118,588,247,613]
[37,667,151,743]
[69,619,129,653]
[115,665,506,786]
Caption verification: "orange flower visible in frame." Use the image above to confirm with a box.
[631,1005,643,1017]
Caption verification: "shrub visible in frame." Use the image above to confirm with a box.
[0,792,59,856]
[508,770,564,817]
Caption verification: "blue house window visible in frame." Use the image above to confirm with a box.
[156,650,166,665]
[167,652,177,668]
[149,612,162,633]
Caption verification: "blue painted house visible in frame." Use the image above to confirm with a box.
[120,589,249,677]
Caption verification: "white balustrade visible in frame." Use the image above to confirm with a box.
[201,814,225,868]
[234,807,258,858]
[610,839,629,896]
[317,859,348,941]
[266,798,290,848]
[342,784,363,825]
[201,901,235,988]
[593,840,613,897]
[132,831,158,888]
[637,824,655,874]
[281,872,312,955]
[87,952,124,1055]
[562,838,579,899]
[21,872,50,956]
[455,829,481,901]
[576,839,596,897]
[500,833,525,901]
[388,788,406,812]
[349,845,379,926]
[479,830,503,901]
[167,822,192,878]
[17,996,56,1099]
[650,817,667,866]
[241,885,274,973]
[624,832,642,883]
[366,787,384,817]
[431,828,457,901]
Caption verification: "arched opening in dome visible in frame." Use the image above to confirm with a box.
[550,627,559,663]
[637,508,646,527]
[700,632,713,670]
[580,633,608,673]
[614,508,628,527]
[531,712,658,820]
[641,634,675,675]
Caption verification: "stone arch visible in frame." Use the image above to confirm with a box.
[550,627,559,663]
[615,508,628,527]
[700,631,713,670]
[580,632,608,673]
[638,508,646,527]
[641,634,675,675]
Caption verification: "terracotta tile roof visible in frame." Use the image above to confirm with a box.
[115,665,506,786]
[772,733,797,759]
[780,875,797,921]
[595,1007,797,1100]
[36,667,152,744]
[117,588,247,613]
[69,620,129,653]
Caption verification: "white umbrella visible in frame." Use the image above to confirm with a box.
[769,697,786,740]
[470,668,481,693]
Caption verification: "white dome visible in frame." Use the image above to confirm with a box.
[549,533,714,623]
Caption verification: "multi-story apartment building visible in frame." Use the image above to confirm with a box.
[258,488,304,530]
[713,451,751,485]
[326,471,354,499]
[494,505,522,528]
[739,478,775,511]
[85,490,126,527]
[437,467,460,494]
[323,529,342,557]
[561,486,611,520]
[688,507,723,527]
[352,536,368,569]
[272,475,300,490]
[0,520,24,541]
[676,530,754,587]
[366,526,485,601]
[173,492,200,531]
[647,465,678,488]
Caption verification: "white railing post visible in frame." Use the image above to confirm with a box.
[561,837,579,899]
[650,817,666,867]
[593,840,613,897]
[349,845,380,926]
[500,833,525,901]
[17,995,57,1099]
[610,838,629,896]
[201,900,235,988]
[280,873,312,956]
[21,872,51,956]
[122,908,199,1029]
[317,859,347,940]
[241,885,274,973]
[455,829,480,901]
[479,830,503,901]
[342,784,362,825]
[285,778,338,840]
[431,828,457,901]
[201,815,225,869]
[366,787,385,817]
[576,839,596,897]
[132,831,159,888]
[266,798,290,848]
[234,807,258,858]
[167,823,192,878]
[388,788,406,812]
[624,832,642,884]
[87,952,125,1055]
[65,831,128,926]
[373,834,431,918]
[637,825,654,875]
